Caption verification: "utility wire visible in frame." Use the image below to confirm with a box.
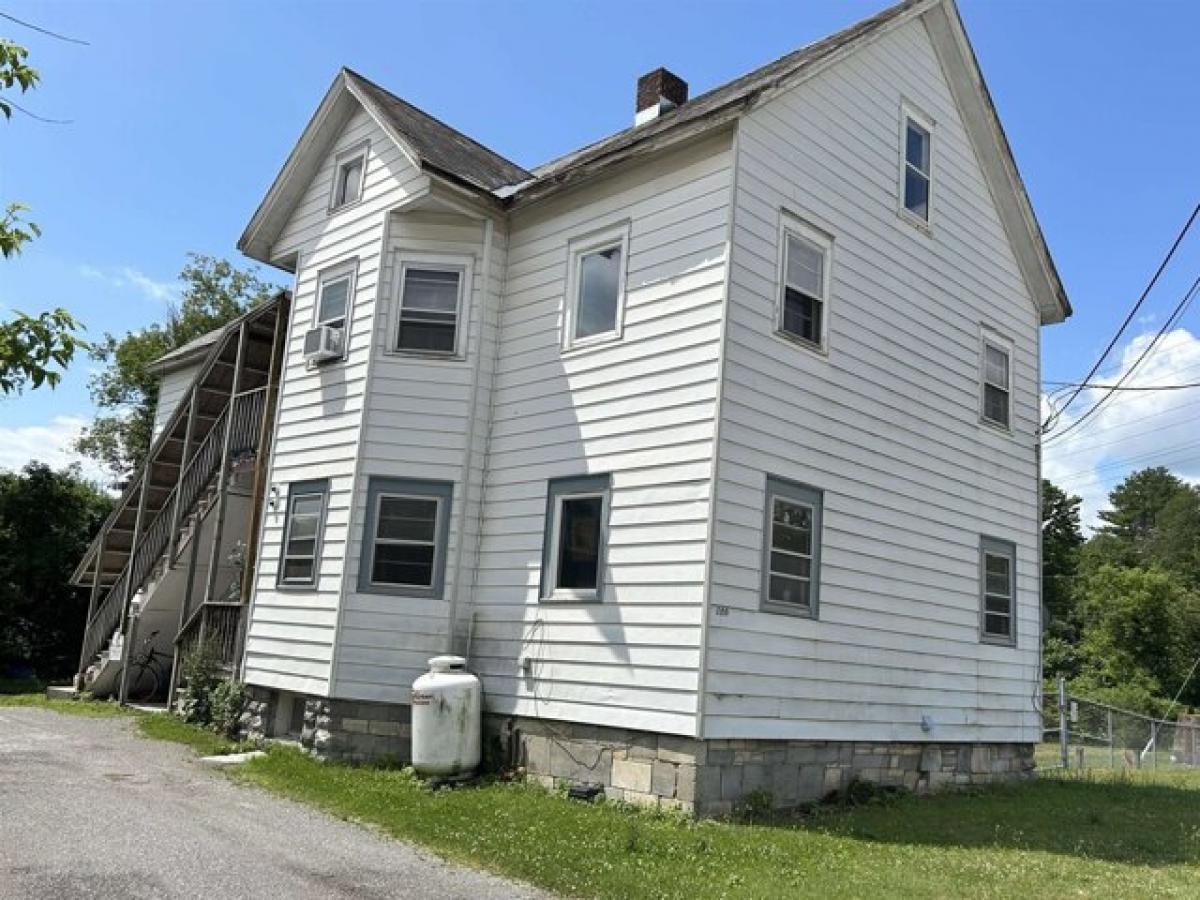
[1045,274,1200,443]
[1042,380,1200,391]
[0,10,90,45]
[1041,201,1200,430]
[3,96,71,124]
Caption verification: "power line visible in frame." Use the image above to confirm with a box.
[1045,398,1200,457]
[2,97,71,124]
[0,10,90,45]
[1045,274,1200,444]
[1041,200,1200,430]
[1050,439,1200,486]
[1042,380,1200,392]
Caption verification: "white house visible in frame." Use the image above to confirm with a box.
[75,0,1069,814]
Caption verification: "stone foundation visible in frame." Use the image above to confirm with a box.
[488,714,1035,816]
[243,691,1033,813]
[240,687,411,764]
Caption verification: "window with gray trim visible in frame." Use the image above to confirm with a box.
[357,477,453,598]
[761,476,822,617]
[980,536,1016,644]
[981,338,1012,429]
[541,474,610,601]
[278,479,329,586]
[330,144,367,210]
[902,115,931,220]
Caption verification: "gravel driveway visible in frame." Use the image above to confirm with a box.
[0,707,548,899]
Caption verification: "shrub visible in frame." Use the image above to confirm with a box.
[178,637,222,726]
[209,678,248,739]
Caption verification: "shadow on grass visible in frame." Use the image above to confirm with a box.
[796,772,1200,867]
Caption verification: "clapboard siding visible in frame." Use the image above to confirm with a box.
[244,105,430,695]
[470,133,733,736]
[703,18,1042,743]
[330,207,503,702]
[151,363,199,440]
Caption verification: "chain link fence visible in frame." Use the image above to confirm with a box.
[1041,680,1200,772]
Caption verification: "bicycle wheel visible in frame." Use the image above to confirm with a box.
[127,662,160,702]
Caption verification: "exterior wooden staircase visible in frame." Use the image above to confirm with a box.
[71,293,288,701]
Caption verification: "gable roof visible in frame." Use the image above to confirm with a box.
[238,0,1069,322]
[344,69,531,192]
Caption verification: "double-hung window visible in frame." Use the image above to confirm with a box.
[329,142,368,211]
[315,263,355,332]
[761,476,823,617]
[541,474,611,601]
[396,263,465,355]
[358,477,452,598]
[564,225,629,349]
[980,537,1016,645]
[980,332,1012,429]
[278,479,329,586]
[901,107,933,223]
[778,217,832,349]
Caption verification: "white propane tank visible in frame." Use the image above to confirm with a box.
[411,655,481,778]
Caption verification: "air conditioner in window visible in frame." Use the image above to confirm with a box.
[303,325,343,363]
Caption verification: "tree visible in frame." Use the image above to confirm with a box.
[1042,479,1084,634]
[0,38,85,394]
[0,462,112,680]
[1147,485,1200,588]
[1097,467,1186,550]
[76,254,276,477]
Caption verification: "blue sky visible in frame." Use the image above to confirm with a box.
[2,0,1199,524]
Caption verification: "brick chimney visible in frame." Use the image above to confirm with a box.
[635,68,688,126]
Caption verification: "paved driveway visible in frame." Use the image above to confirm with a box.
[0,707,548,899]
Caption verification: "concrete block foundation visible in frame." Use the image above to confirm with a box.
[241,688,1033,814]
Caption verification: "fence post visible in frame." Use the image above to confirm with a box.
[1058,677,1069,769]
[1108,709,1115,771]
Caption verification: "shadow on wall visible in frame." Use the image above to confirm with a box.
[799,773,1200,866]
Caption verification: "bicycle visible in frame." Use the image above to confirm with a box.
[126,631,172,702]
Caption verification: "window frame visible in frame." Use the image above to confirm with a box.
[775,212,834,354]
[898,102,934,229]
[562,222,631,351]
[276,478,330,588]
[356,477,453,599]
[310,259,358,365]
[328,140,369,213]
[760,475,823,619]
[390,253,472,359]
[540,474,611,603]
[979,536,1017,646]
[979,327,1014,432]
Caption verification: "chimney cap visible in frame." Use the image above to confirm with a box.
[636,68,688,125]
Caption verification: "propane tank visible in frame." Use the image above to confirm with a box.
[411,655,481,777]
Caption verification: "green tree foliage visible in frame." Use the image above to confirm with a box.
[1047,468,1200,715]
[1097,466,1185,550]
[76,255,276,477]
[1042,479,1084,636]
[0,463,112,680]
[0,39,85,394]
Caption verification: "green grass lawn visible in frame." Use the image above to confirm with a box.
[6,692,1200,898]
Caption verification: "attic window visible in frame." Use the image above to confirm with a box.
[900,106,932,223]
[330,142,368,210]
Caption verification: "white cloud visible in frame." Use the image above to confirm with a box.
[1043,327,1200,530]
[0,415,110,486]
[80,264,178,305]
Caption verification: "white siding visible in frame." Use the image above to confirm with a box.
[471,133,733,737]
[703,18,1042,743]
[244,106,431,696]
[152,363,199,440]
[331,207,503,702]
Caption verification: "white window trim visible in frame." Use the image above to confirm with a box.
[388,252,474,360]
[328,140,369,213]
[562,221,631,351]
[898,101,935,231]
[775,211,834,355]
[310,259,358,363]
[980,536,1017,646]
[366,492,444,590]
[543,484,610,603]
[979,326,1014,432]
